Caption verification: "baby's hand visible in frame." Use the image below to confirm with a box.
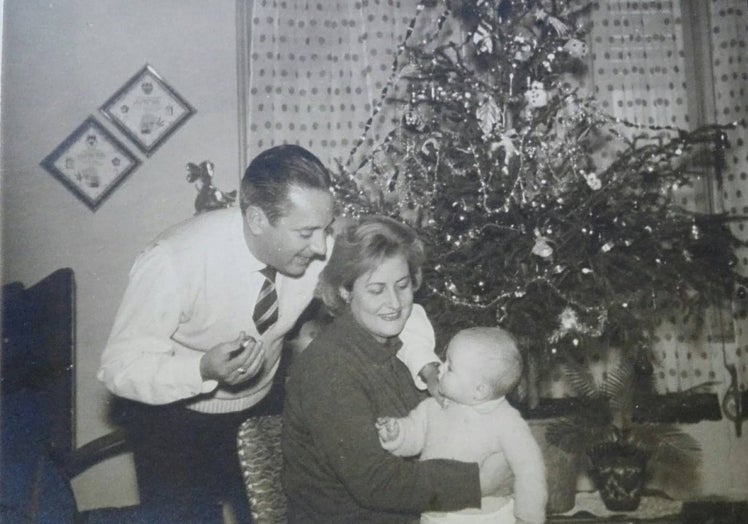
[375,417,400,443]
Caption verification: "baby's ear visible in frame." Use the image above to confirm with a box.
[474,381,493,402]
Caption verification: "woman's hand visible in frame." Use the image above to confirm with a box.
[478,452,514,497]
[199,332,265,386]
[418,362,445,406]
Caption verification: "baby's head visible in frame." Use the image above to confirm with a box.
[438,327,522,406]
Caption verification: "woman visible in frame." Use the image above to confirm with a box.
[282,215,506,523]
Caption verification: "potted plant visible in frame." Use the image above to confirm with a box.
[546,358,702,511]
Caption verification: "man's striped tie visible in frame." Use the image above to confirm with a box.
[253,266,279,335]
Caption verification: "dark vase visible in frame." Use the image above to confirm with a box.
[587,443,648,511]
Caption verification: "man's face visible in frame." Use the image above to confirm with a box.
[250,186,334,277]
[347,254,414,344]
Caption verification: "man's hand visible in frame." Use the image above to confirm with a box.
[199,332,265,386]
[418,361,445,406]
[375,417,400,443]
[479,452,514,497]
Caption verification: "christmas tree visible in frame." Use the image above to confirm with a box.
[333,0,747,391]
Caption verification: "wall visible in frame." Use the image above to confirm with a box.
[1,0,240,509]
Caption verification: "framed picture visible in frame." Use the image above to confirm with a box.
[100,64,195,156]
[41,116,140,211]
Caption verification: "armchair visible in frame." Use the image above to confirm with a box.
[0,268,170,523]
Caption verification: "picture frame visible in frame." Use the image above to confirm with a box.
[100,64,195,156]
[41,116,141,211]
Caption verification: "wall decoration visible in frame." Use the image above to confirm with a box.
[100,64,195,156]
[41,116,140,211]
[186,160,237,215]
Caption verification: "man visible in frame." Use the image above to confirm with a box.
[98,145,439,521]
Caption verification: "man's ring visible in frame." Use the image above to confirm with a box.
[237,367,247,374]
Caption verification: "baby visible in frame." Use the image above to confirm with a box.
[376,327,547,524]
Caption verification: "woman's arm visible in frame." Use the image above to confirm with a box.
[303,362,481,514]
[396,304,440,390]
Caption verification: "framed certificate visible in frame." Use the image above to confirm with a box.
[100,64,196,156]
[41,116,141,211]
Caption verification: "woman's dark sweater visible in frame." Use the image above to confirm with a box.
[282,311,481,523]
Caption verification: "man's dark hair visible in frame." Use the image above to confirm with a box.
[240,145,332,223]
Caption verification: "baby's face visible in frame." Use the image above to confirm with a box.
[437,339,484,405]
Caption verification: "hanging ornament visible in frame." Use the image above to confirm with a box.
[559,307,580,331]
[563,38,588,58]
[402,109,427,133]
[690,223,700,240]
[525,81,549,108]
[472,21,494,54]
[582,171,602,190]
[531,228,554,258]
[420,134,442,158]
[549,307,582,342]
[489,129,519,160]
[476,96,502,137]
[513,36,534,62]
[534,8,569,36]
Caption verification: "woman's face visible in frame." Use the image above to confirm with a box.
[346,253,414,344]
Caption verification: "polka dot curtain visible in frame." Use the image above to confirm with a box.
[571,0,748,396]
[244,0,419,168]
[712,0,748,400]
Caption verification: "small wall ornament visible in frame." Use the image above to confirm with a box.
[186,161,237,214]
[41,116,140,211]
[100,64,195,156]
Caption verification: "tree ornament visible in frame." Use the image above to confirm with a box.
[403,109,427,133]
[535,8,570,36]
[476,96,502,137]
[472,21,494,54]
[525,81,549,108]
[582,170,602,190]
[513,36,534,62]
[489,129,519,159]
[690,224,700,240]
[563,38,588,58]
[531,229,554,258]
[420,134,442,158]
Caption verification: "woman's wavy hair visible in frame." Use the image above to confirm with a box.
[316,215,425,315]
